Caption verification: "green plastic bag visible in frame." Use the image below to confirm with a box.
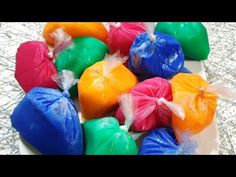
[155,22,210,60]
[55,36,108,97]
[82,94,138,155]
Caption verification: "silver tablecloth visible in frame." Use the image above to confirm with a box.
[0,22,235,155]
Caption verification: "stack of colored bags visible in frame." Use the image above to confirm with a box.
[11,22,236,155]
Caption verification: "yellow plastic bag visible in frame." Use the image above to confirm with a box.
[171,73,236,142]
[78,53,138,120]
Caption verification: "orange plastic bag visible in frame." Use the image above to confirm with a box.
[43,22,108,45]
[171,73,217,140]
[172,73,236,142]
[78,53,138,120]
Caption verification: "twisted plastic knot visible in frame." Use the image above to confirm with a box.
[111,22,121,28]
[62,90,70,98]
[156,97,164,106]
[150,34,156,41]
[48,52,53,59]
[198,87,205,97]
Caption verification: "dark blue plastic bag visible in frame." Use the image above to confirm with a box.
[139,128,197,155]
[129,23,190,80]
[11,70,83,155]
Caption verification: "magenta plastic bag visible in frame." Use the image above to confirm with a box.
[15,41,58,93]
[108,22,145,56]
[115,77,173,132]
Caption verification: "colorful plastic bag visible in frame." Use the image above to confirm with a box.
[78,53,138,120]
[129,22,189,80]
[108,22,145,56]
[155,22,210,60]
[115,77,173,131]
[53,29,108,98]
[11,70,83,155]
[139,128,197,155]
[43,22,108,45]
[171,73,236,142]
[15,41,58,93]
[82,94,138,155]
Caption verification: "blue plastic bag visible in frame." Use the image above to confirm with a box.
[139,128,197,155]
[129,23,190,80]
[11,70,83,155]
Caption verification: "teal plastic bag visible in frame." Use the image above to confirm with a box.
[52,29,109,98]
[82,94,138,155]
[155,22,210,60]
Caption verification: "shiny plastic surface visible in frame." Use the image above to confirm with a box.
[78,59,138,120]
[55,37,108,97]
[83,117,137,155]
[129,32,189,80]
[115,77,172,132]
[155,22,210,60]
[43,22,108,45]
[108,22,145,56]
[15,41,58,92]
[10,87,83,155]
[171,73,217,141]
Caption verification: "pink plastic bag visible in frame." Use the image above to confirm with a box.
[115,77,174,132]
[15,41,58,93]
[15,29,74,93]
[108,22,146,56]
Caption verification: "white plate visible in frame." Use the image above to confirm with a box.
[19,60,220,155]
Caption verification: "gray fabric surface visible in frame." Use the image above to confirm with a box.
[0,22,235,155]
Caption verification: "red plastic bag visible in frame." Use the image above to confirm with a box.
[108,22,145,56]
[15,41,58,92]
[115,77,174,132]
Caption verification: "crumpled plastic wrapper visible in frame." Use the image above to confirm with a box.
[0,22,235,155]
